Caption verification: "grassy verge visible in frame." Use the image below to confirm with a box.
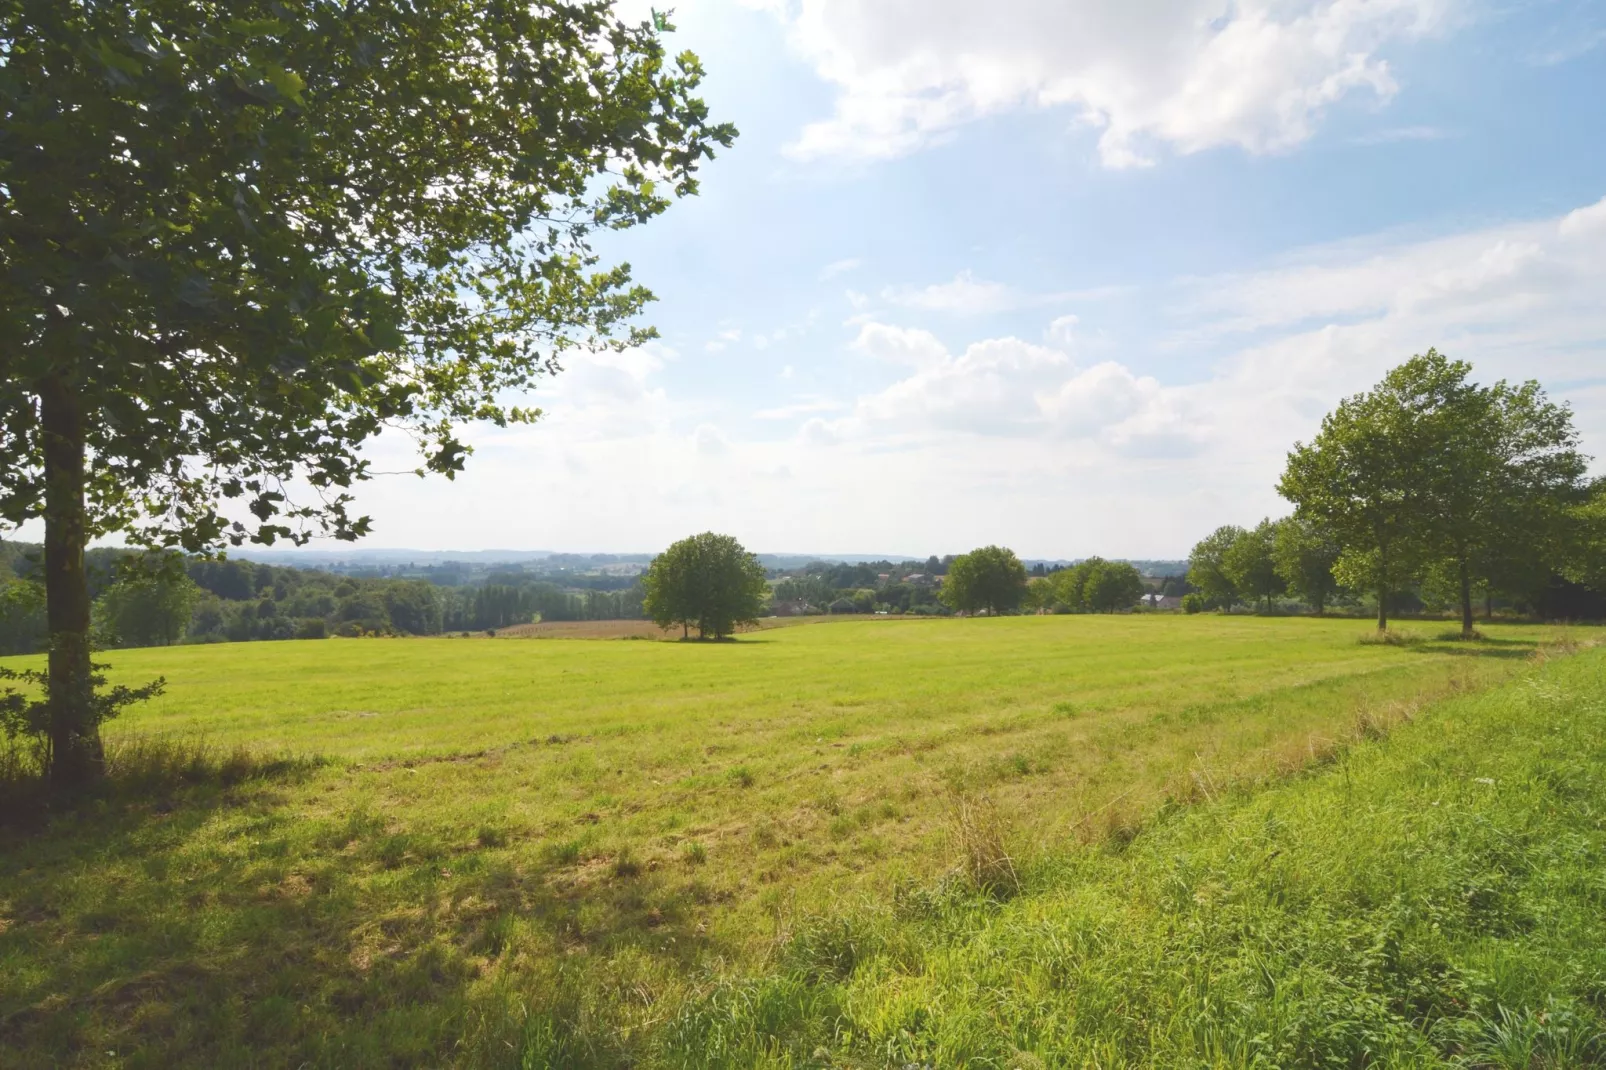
[656,645,1606,1068]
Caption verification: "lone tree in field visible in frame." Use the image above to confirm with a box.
[643,533,768,640]
[0,1,734,789]
[940,546,1028,616]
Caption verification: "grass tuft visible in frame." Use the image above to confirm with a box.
[947,789,1019,897]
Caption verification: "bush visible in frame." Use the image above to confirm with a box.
[1181,593,1208,614]
[294,617,328,640]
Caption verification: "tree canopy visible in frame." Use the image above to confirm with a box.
[1280,351,1586,633]
[0,1,734,787]
[642,532,768,640]
[1222,519,1284,614]
[1272,516,1341,615]
[1187,526,1244,610]
[940,546,1027,616]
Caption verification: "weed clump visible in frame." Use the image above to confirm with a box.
[947,790,1019,898]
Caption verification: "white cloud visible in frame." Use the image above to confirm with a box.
[705,327,743,353]
[753,396,843,420]
[693,424,731,456]
[850,322,950,369]
[336,194,1606,560]
[881,271,1022,314]
[1351,124,1453,145]
[1047,314,1080,347]
[765,0,1452,167]
[819,257,862,280]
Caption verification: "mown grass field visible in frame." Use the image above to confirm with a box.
[0,616,1597,1067]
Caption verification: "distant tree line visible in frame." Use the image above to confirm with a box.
[0,547,650,655]
[1187,352,1606,631]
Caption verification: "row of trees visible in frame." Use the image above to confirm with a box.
[0,546,656,654]
[1189,352,1605,633]
[1188,518,1340,615]
[932,547,1149,616]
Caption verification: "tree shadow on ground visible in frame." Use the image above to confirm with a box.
[1409,636,1543,661]
[0,739,727,1069]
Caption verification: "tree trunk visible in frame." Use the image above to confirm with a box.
[1376,541,1389,631]
[40,373,100,790]
[1458,558,1475,639]
[1485,590,1493,621]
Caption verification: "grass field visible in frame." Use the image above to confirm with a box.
[0,616,1598,1067]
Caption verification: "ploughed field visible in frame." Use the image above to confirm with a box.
[0,616,1597,1067]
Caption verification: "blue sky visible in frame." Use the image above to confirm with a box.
[353,0,1606,559]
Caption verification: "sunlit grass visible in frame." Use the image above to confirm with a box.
[0,615,1591,1067]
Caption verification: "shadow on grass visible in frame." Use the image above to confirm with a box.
[0,734,328,835]
[1409,636,1542,661]
[0,735,726,1068]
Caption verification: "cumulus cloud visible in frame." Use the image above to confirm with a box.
[764,0,1452,167]
[693,424,731,456]
[343,193,1606,559]
[850,322,950,369]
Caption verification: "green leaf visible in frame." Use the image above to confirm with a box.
[261,63,305,105]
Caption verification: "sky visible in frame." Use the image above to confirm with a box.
[327,1,1606,558]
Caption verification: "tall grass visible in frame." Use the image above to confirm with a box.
[657,648,1606,1068]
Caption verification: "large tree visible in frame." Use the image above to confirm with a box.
[643,532,768,640]
[1568,480,1606,595]
[0,1,733,787]
[1082,559,1145,614]
[1283,352,1588,636]
[1222,519,1284,614]
[1279,354,1460,631]
[1419,377,1586,636]
[1186,526,1244,610]
[940,545,1028,616]
[1272,516,1341,615]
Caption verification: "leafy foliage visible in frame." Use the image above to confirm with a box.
[1186,525,1245,610]
[643,532,768,639]
[0,1,732,784]
[1221,518,1285,612]
[940,546,1028,616]
[1281,351,1588,631]
[0,0,735,550]
[1050,557,1145,614]
[1272,515,1342,614]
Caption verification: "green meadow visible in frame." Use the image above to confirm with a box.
[1,616,1601,1067]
